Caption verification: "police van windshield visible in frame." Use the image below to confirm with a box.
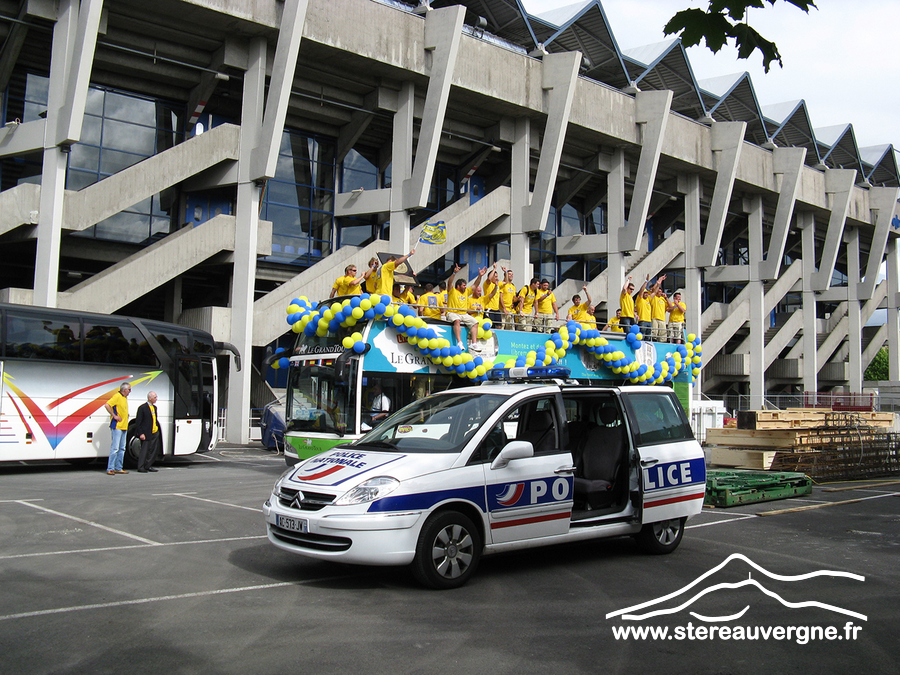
[354,392,507,454]
[286,362,356,436]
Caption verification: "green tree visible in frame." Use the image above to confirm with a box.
[664,0,817,73]
[864,347,889,382]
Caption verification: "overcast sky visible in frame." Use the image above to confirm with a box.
[520,0,900,152]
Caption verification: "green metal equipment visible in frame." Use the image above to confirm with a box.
[705,469,813,508]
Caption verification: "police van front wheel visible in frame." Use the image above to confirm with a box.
[636,517,685,554]
[412,510,482,589]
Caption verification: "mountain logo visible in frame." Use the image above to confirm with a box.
[606,553,866,623]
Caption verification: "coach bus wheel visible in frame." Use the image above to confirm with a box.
[123,434,142,470]
[412,510,482,590]
[636,517,685,554]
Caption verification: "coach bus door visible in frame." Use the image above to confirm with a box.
[173,357,204,454]
[200,359,216,451]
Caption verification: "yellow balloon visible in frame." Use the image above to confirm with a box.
[360,299,372,311]
[352,332,363,342]
[352,307,364,319]
[687,333,697,343]
[286,304,300,314]
[342,337,354,349]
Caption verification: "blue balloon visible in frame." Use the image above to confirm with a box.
[328,319,340,333]
[350,297,361,308]
[275,347,286,354]
[515,356,526,367]
[440,347,450,358]
[278,357,289,369]
[450,346,462,357]
[407,327,418,338]
[353,341,365,354]
[381,295,392,306]
[364,308,376,320]
[473,356,483,366]
[455,364,466,374]
[374,303,386,315]
[310,301,318,309]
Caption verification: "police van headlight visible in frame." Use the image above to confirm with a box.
[273,466,296,497]
[334,477,400,505]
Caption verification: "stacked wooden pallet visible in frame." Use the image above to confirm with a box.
[706,409,900,478]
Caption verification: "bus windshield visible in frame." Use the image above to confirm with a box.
[354,392,508,454]
[286,362,355,437]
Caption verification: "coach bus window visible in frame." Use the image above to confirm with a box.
[5,312,82,360]
[83,320,156,366]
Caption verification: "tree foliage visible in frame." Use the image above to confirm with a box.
[664,0,817,73]
[864,347,889,382]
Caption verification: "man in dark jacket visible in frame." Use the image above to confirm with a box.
[134,391,162,473]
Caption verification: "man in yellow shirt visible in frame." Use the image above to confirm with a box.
[446,264,486,351]
[481,263,502,326]
[378,249,416,297]
[104,381,132,475]
[535,280,559,333]
[364,257,380,294]
[667,291,687,344]
[418,283,444,320]
[517,278,539,332]
[620,276,636,329]
[566,285,596,331]
[330,264,364,298]
[499,268,518,330]
[604,309,624,333]
[651,284,669,342]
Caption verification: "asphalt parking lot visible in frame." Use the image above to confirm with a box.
[1,445,898,675]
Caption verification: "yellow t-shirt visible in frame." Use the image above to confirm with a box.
[332,275,361,296]
[467,295,486,318]
[669,301,686,323]
[500,282,517,312]
[570,302,595,330]
[150,405,158,434]
[620,290,635,319]
[536,291,556,315]
[651,295,668,322]
[607,317,624,333]
[482,281,500,311]
[419,292,444,320]
[635,294,651,322]
[365,272,379,294]
[378,260,397,296]
[403,290,416,305]
[447,286,473,313]
[518,286,537,313]
[107,392,129,431]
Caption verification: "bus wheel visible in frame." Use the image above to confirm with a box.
[124,435,142,470]
[411,510,481,590]
[636,517,685,554]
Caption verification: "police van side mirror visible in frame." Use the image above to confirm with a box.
[490,441,534,470]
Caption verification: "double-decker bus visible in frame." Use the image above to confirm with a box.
[280,296,699,466]
[0,302,239,467]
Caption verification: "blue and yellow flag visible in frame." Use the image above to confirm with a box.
[419,220,446,245]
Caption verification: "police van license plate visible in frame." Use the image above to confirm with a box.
[276,514,308,533]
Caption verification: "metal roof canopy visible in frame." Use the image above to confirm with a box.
[622,39,707,119]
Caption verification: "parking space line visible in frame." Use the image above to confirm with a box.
[759,491,899,516]
[0,580,300,622]
[155,493,261,512]
[0,535,267,561]
[687,515,756,529]
[14,501,160,545]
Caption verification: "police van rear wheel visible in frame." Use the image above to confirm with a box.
[412,510,481,589]
[636,517,685,554]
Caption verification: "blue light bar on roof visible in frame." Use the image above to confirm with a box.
[487,366,572,381]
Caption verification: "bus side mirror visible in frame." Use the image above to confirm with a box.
[490,440,534,470]
[335,344,370,385]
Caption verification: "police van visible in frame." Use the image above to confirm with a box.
[263,367,706,589]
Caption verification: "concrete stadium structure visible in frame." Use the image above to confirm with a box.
[1,0,899,442]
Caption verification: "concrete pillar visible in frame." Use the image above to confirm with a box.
[606,149,626,314]
[510,117,531,282]
[682,173,702,401]
[225,37,266,444]
[800,212,818,398]
[846,226,863,392]
[887,238,900,382]
[33,0,77,307]
[746,197,766,410]
[389,81,414,253]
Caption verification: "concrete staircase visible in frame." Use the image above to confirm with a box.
[0,183,40,236]
[57,214,272,315]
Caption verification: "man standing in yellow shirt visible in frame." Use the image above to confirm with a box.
[364,257,380,294]
[377,249,416,297]
[499,268,518,330]
[566,285,596,331]
[446,264,486,351]
[604,309,624,333]
[418,283,444,320]
[517,278,539,332]
[330,264,364,298]
[667,291,687,344]
[481,263,502,326]
[535,279,559,333]
[651,282,669,342]
[104,381,132,475]
[620,276,636,329]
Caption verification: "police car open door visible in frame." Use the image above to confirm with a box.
[482,395,574,544]
[621,391,706,522]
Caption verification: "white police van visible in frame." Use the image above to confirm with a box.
[263,367,706,588]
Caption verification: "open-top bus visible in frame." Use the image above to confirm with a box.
[0,302,238,467]
[281,296,699,465]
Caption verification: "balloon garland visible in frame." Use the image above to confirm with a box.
[281,295,701,385]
